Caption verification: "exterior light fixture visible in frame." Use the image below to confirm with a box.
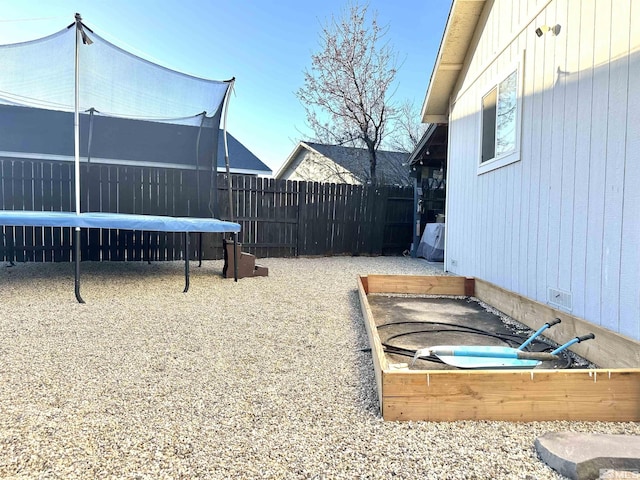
[535,24,561,37]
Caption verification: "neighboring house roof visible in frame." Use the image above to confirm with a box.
[0,104,271,175]
[276,141,411,186]
[216,133,272,176]
[421,0,487,123]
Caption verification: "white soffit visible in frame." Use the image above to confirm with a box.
[421,0,487,123]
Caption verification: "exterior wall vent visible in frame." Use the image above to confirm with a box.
[548,287,572,311]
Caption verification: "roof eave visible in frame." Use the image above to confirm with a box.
[421,0,487,124]
[220,167,273,176]
[408,123,439,164]
[423,114,449,124]
[274,141,310,179]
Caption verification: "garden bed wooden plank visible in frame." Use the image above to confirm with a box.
[358,274,640,422]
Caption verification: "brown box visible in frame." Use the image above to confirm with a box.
[222,240,268,279]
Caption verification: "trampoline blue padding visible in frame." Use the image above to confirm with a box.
[1,209,241,302]
[0,210,240,233]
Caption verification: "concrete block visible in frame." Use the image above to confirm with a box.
[535,432,640,480]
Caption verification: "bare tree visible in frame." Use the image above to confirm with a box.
[388,100,428,153]
[297,2,398,185]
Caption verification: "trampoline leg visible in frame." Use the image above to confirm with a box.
[233,232,238,282]
[183,232,190,293]
[146,231,151,265]
[2,232,15,266]
[198,232,203,268]
[74,227,85,304]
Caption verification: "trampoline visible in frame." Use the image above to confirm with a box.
[0,15,242,302]
[0,211,240,303]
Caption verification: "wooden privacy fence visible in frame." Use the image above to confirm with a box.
[0,159,414,262]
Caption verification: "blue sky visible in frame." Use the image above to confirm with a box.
[0,0,451,174]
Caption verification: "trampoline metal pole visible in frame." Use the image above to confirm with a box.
[74,14,81,217]
[222,79,235,224]
[73,15,85,304]
[233,232,238,282]
[183,232,190,293]
[74,227,85,303]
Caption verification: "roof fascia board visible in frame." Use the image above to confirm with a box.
[219,167,272,176]
[420,0,488,123]
[408,123,439,163]
[420,1,455,122]
[274,141,310,178]
[423,114,450,124]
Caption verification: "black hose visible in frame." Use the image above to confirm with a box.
[377,320,573,369]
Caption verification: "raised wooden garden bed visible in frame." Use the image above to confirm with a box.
[357,274,640,422]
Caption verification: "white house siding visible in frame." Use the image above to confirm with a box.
[279,149,312,182]
[445,0,640,340]
[280,149,359,184]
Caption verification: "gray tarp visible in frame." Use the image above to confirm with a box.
[416,223,445,262]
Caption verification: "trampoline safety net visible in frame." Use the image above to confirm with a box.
[0,21,231,125]
[0,16,234,219]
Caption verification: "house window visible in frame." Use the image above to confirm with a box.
[478,58,522,174]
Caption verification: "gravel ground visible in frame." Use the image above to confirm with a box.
[0,256,638,479]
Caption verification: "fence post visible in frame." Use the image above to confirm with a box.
[372,186,388,255]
